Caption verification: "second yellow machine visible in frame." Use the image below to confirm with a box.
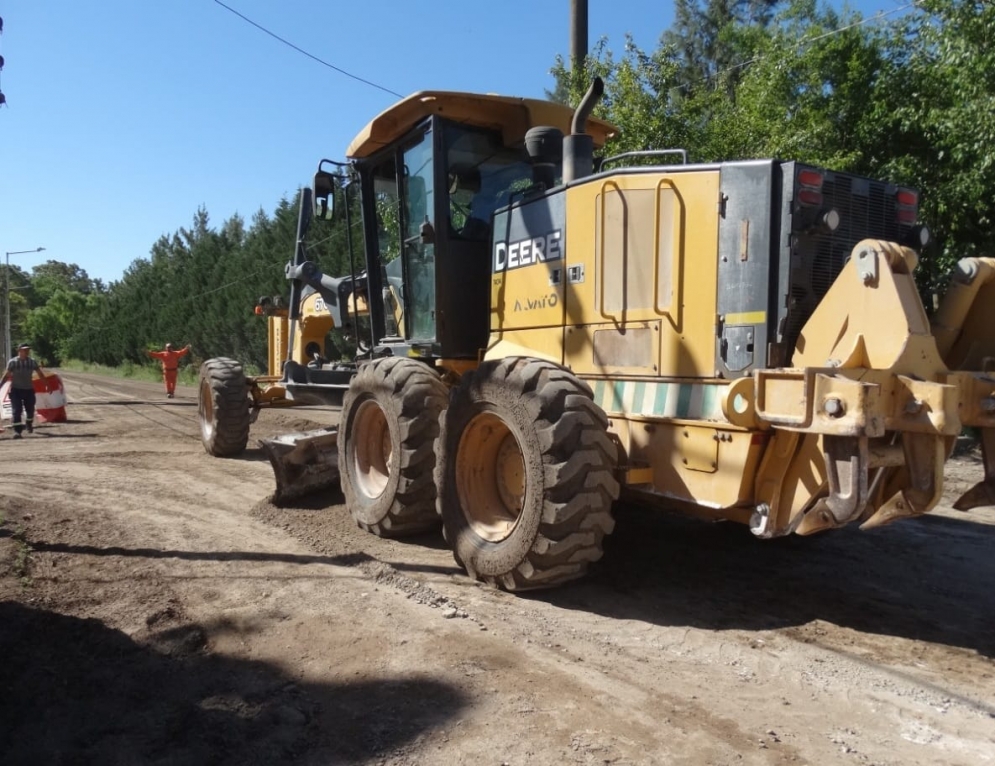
[199,78,995,591]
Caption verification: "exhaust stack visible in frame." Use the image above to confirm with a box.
[563,76,604,183]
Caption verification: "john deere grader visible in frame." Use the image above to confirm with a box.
[198,78,995,591]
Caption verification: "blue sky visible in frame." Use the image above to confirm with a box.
[1,0,906,285]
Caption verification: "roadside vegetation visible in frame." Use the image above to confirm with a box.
[2,0,990,370]
[58,359,202,387]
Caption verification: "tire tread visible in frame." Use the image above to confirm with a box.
[340,358,448,537]
[199,357,250,457]
[438,357,619,591]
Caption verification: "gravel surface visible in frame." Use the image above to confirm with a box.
[1,371,992,765]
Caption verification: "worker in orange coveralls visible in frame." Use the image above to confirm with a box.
[147,343,191,398]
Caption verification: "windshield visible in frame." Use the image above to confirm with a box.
[444,123,533,242]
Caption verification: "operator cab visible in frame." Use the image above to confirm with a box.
[318,91,615,362]
[354,118,532,359]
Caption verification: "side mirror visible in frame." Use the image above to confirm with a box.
[313,168,340,221]
[298,186,314,240]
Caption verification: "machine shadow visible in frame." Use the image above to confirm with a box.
[229,446,271,464]
[67,400,149,406]
[535,502,995,658]
[0,602,467,765]
[24,537,371,568]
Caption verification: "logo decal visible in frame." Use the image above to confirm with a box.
[494,230,563,273]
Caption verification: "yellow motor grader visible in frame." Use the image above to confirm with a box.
[197,162,365,494]
[198,77,995,590]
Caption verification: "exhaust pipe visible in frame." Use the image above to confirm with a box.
[563,76,604,184]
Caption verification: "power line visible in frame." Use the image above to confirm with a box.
[211,0,403,98]
[705,2,919,84]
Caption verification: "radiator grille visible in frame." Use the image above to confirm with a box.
[782,167,911,362]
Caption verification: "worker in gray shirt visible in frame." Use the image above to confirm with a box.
[1,343,50,439]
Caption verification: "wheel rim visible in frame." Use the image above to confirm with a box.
[351,399,392,500]
[198,378,214,441]
[455,411,525,542]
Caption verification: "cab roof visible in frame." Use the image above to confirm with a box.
[346,90,618,159]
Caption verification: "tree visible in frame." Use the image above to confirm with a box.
[24,288,94,364]
[31,261,102,302]
[663,0,784,97]
[871,0,995,291]
[544,0,994,299]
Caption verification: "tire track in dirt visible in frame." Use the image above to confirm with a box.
[70,378,202,439]
[16,371,992,765]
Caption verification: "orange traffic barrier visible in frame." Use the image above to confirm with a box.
[35,374,67,423]
[1,374,67,424]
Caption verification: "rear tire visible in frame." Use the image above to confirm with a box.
[198,357,251,456]
[339,357,448,537]
[436,357,619,591]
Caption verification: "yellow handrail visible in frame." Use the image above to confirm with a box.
[654,177,681,320]
[598,180,621,321]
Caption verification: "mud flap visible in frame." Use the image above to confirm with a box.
[259,428,340,506]
[953,428,995,511]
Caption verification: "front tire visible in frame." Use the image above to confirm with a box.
[436,358,620,591]
[339,357,448,537]
[198,357,251,456]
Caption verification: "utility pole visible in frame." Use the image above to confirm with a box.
[570,0,589,82]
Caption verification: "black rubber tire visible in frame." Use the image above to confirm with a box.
[339,357,448,537]
[436,357,620,591]
[198,357,251,457]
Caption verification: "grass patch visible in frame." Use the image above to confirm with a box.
[14,529,33,587]
[1,518,34,588]
[60,359,199,386]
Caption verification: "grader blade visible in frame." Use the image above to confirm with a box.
[259,428,340,505]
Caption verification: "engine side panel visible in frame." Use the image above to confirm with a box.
[562,169,721,379]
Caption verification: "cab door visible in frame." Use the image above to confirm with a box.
[399,129,437,343]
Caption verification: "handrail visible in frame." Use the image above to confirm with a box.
[598,180,622,321]
[600,149,688,170]
[653,177,682,320]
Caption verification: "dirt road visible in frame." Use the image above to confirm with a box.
[1,371,993,765]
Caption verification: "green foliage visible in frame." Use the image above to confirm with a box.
[24,289,97,363]
[9,1,994,364]
[871,0,995,291]
[548,0,993,298]
[30,261,104,303]
[54,189,360,370]
[1,261,102,363]
[60,358,201,386]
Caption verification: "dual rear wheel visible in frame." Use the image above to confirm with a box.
[339,356,619,590]
[436,358,620,590]
[338,357,448,536]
